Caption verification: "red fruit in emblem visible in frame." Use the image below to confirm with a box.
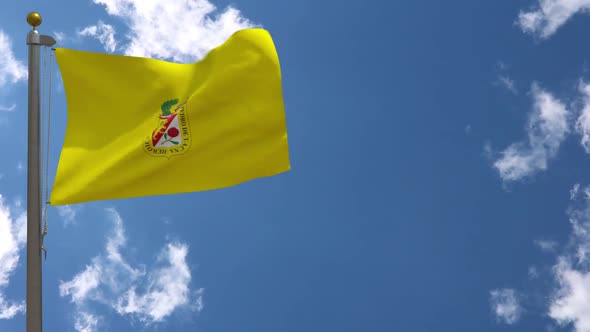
[167,127,180,138]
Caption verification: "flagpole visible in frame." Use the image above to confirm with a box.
[26,12,55,332]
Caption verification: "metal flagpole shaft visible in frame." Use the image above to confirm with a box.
[25,12,55,332]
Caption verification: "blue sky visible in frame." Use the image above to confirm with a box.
[4,0,590,331]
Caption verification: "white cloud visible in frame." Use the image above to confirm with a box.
[78,21,117,53]
[53,31,66,44]
[546,185,590,331]
[493,185,590,331]
[57,205,79,225]
[498,75,518,94]
[0,195,26,319]
[574,82,590,153]
[518,0,590,39]
[74,312,98,332]
[0,30,26,86]
[103,209,143,282]
[497,61,510,71]
[572,183,582,199]
[568,198,590,265]
[490,288,522,324]
[16,161,23,173]
[536,239,560,252]
[550,260,590,332]
[91,0,255,62]
[60,209,202,329]
[0,104,15,112]
[114,244,199,323]
[60,264,101,305]
[465,124,472,134]
[493,84,570,182]
[0,295,24,319]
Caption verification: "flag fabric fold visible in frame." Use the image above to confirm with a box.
[50,28,290,205]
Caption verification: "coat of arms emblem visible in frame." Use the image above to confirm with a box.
[143,98,191,158]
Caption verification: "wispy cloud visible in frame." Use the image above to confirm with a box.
[497,75,518,94]
[500,184,590,332]
[0,30,26,86]
[57,205,80,226]
[90,0,255,62]
[547,185,590,331]
[53,31,67,44]
[535,239,559,252]
[493,84,570,182]
[549,260,590,331]
[74,312,98,332]
[518,0,590,39]
[60,264,101,305]
[78,21,117,53]
[574,82,590,153]
[60,209,202,331]
[572,183,582,199]
[493,61,518,94]
[497,60,510,71]
[0,104,15,112]
[0,195,26,319]
[490,288,522,324]
[114,243,200,323]
[465,124,472,135]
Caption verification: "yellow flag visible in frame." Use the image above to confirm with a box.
[50,28,290,205]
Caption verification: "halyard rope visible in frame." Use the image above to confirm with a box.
[40,47,54,260]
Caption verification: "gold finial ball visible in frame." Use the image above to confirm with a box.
[26,12,42,27]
